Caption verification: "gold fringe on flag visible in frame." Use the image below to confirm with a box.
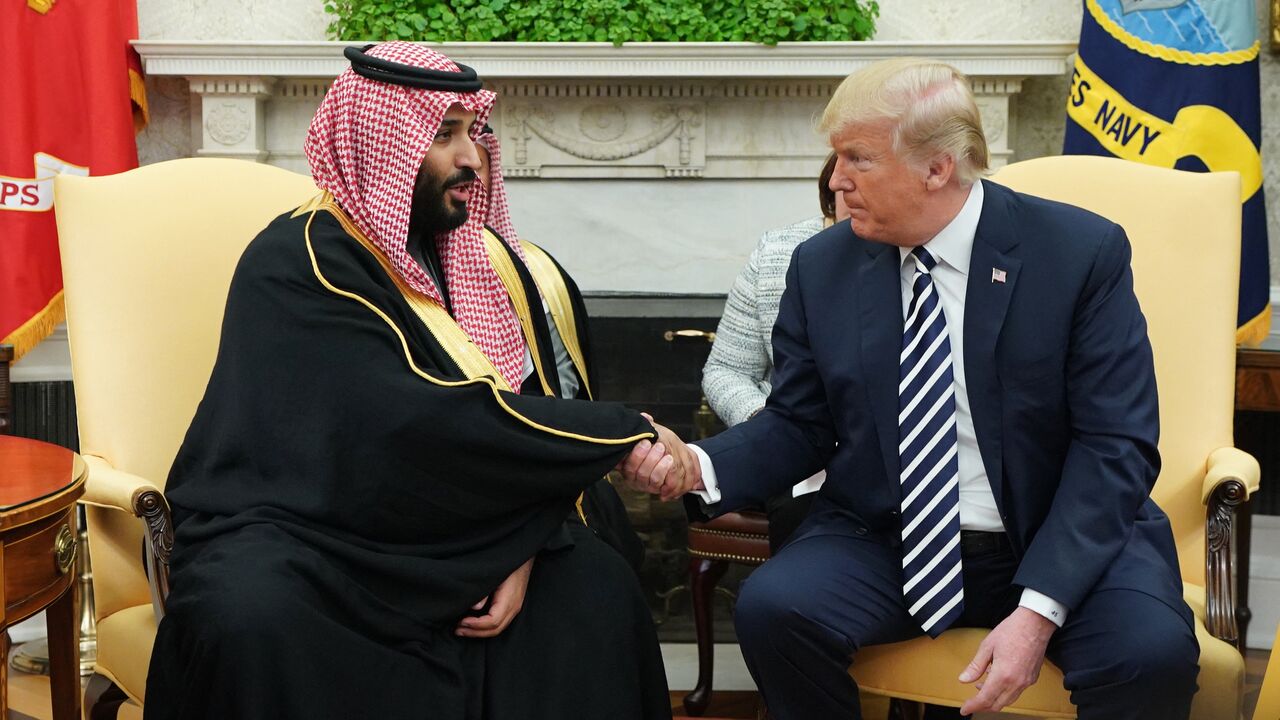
[1237,303,1272,347]
[130,68,150,133]
[1,291,65,362]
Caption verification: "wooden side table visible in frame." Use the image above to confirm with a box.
[0,435,86,720]
[1236,343,1280,410]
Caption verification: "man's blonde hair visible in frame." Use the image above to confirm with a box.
[819,58,989,184]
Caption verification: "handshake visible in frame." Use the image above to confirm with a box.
[614,413,705,502]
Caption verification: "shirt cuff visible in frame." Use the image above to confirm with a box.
[1019,588,1068,628]
[688,444,721,505]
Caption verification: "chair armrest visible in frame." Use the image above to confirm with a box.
[81,455,162,513]
[1202,446,1259,648]
[1201,446,1260,504]
[79,454,173,620]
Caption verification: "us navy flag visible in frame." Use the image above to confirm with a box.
[1065,0,1270,344]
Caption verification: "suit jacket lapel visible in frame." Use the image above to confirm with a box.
[964,180,1022,517]
[859,242,906,495]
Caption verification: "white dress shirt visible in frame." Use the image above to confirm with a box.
[691,181,1068,628]
[895,181,1001,533]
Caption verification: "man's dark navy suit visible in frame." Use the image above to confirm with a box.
[695,180,1198,719]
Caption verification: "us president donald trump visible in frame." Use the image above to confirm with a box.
[619,57,1199,719]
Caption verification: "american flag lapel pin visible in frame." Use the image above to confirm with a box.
[991,268,1007,284]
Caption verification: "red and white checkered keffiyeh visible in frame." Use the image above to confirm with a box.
[305,41,528,391]
[476,132,520,245]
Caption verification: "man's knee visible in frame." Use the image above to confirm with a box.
[1110,616,1198,691]
[174,561,304,648]
[522,530,646,627]
[733,572,783,649]
[734,566,835,655]
[1066,599,1199,696]
[223,586,294,640]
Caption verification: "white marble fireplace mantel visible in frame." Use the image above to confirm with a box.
[132,41,1075,294]
[135,40,1074,78]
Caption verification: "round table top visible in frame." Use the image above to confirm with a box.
[0,436,87,523]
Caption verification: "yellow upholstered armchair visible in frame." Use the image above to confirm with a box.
[1257,622,1280,720]
[849,156,1259,719]
[54,159,317,717]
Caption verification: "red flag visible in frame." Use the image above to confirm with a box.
[0,0,147,360]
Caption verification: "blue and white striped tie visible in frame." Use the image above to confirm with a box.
[898,247,964,637]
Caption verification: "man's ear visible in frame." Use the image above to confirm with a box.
[924,153,955,191]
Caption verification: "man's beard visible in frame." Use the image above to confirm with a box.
[409,168,477,237]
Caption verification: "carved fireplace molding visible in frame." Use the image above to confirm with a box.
[134,41,1076,178]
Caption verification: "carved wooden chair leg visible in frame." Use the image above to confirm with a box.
[683,555,730,717]
[84,671,130,720]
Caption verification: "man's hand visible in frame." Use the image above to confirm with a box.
[650,418,703,501]
[455,556,534,638]
[958,607,1057,715]
[615,414,703,501]
[615,438,673,493]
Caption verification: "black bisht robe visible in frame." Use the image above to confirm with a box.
[144,203,671,719]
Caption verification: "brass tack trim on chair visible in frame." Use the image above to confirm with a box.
[688,548,769,564]
[689,527,768,541]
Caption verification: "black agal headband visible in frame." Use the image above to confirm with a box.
[343,44,483,92]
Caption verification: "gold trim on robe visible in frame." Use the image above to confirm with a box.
[481,230,555,397]
[519,240,593,399]
[299,192,653,448]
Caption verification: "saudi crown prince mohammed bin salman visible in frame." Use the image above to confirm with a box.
[143,42,675,720]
